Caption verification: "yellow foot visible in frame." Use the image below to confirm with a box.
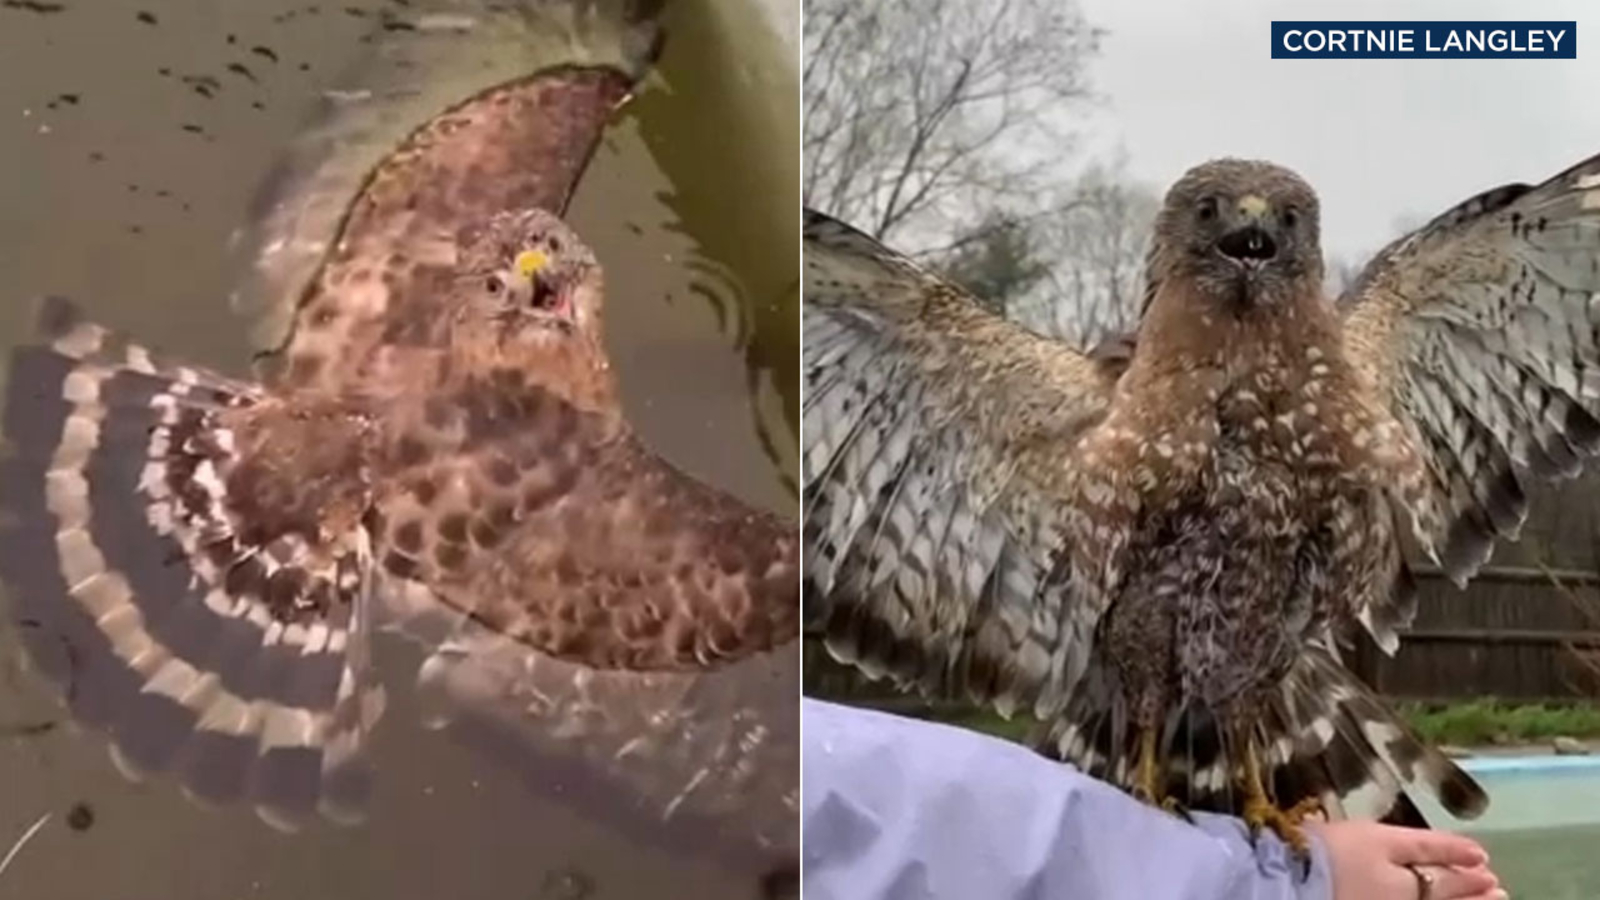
[1128,783,1187,819]
[1132,735,1181,818]
[1284,796,1326,825]
[1243,796,1312,855]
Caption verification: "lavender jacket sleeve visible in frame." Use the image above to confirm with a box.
[801,699,1333,900]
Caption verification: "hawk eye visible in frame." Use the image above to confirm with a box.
[1197,197,1219,222]
[1283,207,1300,229]
[486,275,504,295]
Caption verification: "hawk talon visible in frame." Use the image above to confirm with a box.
[1160,795,1192,821]
[1243,796,1313,856]
[1131,726,1185,816]
[1283,796,1326,825]
[1236,740,1315,856]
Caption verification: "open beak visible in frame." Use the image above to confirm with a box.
[515,249,575,324]
[1216,195,1278,270]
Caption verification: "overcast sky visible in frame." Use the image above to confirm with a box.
[1071,0,1600,262]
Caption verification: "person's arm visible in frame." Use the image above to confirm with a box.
[802,699,1502,900]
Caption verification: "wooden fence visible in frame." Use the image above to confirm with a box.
[1347,565,1600,702]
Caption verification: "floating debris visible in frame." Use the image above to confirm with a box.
[538,868,596,900]
[416,13,476,32]
[323,88,372,104]
[1,1,66,13]
[180,123,205,134]
[65,803,94,832]
[0,813,49,880]
[226,62,256,83]
[135,9,155,24]
[0,718,55,737]
[250,45,278,63]
[180,74,221,99]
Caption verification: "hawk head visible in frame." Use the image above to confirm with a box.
[1150,158,1322,310]
[461,208,606,340]
[451,209,616,410]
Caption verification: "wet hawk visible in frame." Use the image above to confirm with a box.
[805,152,1600,845]
[0,4,799,870]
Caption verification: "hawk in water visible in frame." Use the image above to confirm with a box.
[0,15,799,872]
[805,152,1600,846]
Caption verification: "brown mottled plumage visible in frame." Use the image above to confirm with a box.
[1,209,797,836]
[805,152,1600,844]
[263,67,637,392]
[1,50,799,869]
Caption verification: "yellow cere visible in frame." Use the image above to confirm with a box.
[515,249,549,278]
[1238,195,1269,217]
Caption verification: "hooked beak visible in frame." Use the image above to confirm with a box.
[1216,194,1278,270]
[514,249,575,325]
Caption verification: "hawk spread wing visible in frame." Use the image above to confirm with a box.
[235,0,663,383]
[1342,152,1600,586]
[372,390,798,671]
[802,210,1116,717]
[1,300,382,828]
[362,364,800,867]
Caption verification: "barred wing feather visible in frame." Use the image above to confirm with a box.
[802,209,1116,718]
[1342,152,1600,587]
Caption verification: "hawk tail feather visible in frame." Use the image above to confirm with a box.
[1040,647,1486,826]
[0,297,382,829]
[1261,646,1487,826]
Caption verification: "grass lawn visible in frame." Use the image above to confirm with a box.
[1401,698,1600,747]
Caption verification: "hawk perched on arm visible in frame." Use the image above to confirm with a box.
[805,152,1600,846]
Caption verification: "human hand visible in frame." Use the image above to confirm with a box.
[1309,820,1505,900]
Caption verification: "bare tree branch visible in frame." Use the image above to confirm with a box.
[1006,163,1160,346]
[803,0,1101,245]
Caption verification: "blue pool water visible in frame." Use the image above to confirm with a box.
[1417,756,1600,898]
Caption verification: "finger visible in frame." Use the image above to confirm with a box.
[1452,891,1507,900]
[1385,826,1488,867]
[1423,863,1499,899]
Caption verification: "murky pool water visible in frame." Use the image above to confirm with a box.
[0,1,797,897]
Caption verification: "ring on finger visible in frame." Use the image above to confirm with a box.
[1405,863,1435,900]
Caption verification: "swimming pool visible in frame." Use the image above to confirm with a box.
[1418,756,1600,899]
